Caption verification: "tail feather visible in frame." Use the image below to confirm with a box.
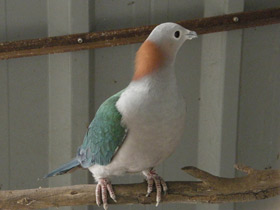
[44,158,80,178]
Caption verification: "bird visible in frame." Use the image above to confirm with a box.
[44,22,197,210]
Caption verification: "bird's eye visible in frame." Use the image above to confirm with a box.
[174,31,180,38]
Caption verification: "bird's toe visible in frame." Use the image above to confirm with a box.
[143,170,168,206]
[146,177,154,197]
[95,182,102,206]
[107,180,117,202]
[154,176,162,206]
[96,178,116,209]
[160,177,168,195]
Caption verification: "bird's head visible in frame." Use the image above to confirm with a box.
[133,22,197,80]
[147,22,197,60]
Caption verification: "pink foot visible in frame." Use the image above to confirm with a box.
[95,178,116,210]
[142,169,168,206]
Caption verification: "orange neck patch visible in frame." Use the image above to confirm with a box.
[133,40,165,80]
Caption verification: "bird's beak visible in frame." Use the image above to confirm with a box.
[185,30,197,40]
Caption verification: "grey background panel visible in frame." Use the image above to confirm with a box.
[235,0,280,209]
[0,0,280,210]
[8,56,49,190]
[236,19,280,210]
[0,0,9,192]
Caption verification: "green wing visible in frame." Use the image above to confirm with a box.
[77,90,127,167]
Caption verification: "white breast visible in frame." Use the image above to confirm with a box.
[89,68,186,179]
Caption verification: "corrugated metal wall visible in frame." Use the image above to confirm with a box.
[236,1,280,209]
[0,1,279,210]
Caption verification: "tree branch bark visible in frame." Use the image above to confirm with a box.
[0,7,280,60]
[1,165,280,210]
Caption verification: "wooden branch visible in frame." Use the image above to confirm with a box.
[1,165,280,210]
[1,7,280,60]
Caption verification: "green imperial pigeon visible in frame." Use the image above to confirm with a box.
[44,22,197,209]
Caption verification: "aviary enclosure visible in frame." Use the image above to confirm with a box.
[0,1,280,210]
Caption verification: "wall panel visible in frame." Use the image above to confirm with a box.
[197,1,243,210]
[235,1,280,209]
[4,0,49,192]
[47,1,90,210]
[236,19,280,210]
[0,0,9,191]
[1,1,280,210]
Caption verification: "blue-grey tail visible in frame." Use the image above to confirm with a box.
[43,158,80,178]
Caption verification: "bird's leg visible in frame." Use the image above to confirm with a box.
[96,178,117,210]
[142,169,168,206]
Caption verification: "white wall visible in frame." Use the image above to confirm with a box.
[0,1,280,210]
[235,0,280,209]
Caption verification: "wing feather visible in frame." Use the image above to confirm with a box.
[77,90,127,167]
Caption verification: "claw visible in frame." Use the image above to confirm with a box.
[96,178,116,209]
[103,203,108,210]
[146,177,154,197]
[95,183,102,206]
[154,177,162,206]
[143,170,167,207]
[107,182,117,202]
[160,177,168,195]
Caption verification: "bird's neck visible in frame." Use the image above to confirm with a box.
[132,40,174,81]
[129,64,177,96]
